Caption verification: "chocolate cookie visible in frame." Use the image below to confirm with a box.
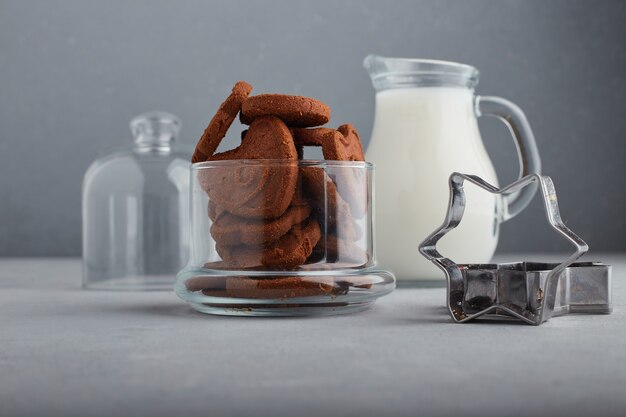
[208,200,227,223]
[309,235,370,267]
[292,127,334,148]
[185,275,228,292]
[240,94,331,127]
[334,124,365,161]
[224,276,347,299]
[192,81,253,163]
[294,125,368,218]
[198,116,298,219]
[207,171,308,224]
[300,167,359,242]
[292,124,364,161]
[210,204,311,246]
[331,164,369,220]
[216,218,321,268]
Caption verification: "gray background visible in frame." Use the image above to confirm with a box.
[0,0,625,256]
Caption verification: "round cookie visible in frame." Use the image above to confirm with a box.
[208,114,298,160]
[210,204,311,246]
[293,125,368,218]
[224,276,347,299]
[330,163,369,220]
[307,235,370,267]
[292,124,364,161]
[240,94,331,127]
[198,116,298,219]
[208,200,228,223]
[209,179,308,236]
[299,167,360,242]
[334,124,365,161]
[289,174,309,207]
[215,218,321,269]
[289,128,306,159]
[185,275,227,292]
[290,189,308,208]
[292,127,335,148]
[192,81,253,163]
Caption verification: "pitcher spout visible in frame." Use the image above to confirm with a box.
[362,54,384,77]
[363,54,395,89]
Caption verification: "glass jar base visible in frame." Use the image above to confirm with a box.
[187,300,375,317]
[175,267,395,317]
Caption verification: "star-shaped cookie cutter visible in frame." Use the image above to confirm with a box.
[419,173,612,325]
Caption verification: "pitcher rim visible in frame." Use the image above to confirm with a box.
[364,54,479,89]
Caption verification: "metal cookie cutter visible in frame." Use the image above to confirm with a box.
[419,173,612,325]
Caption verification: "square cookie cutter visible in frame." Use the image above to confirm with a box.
[419,173,612,325]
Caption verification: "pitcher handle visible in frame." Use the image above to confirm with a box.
[476,96,542,221]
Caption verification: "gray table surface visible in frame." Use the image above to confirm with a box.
[1,255,625,417]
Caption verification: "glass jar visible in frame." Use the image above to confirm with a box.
[82,112,191,290]
[175,160,395,316]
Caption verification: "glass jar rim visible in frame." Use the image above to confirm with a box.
[192,159,374,169]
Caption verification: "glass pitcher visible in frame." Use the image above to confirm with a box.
[363,55,541,280]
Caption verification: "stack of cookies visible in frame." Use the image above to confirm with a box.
[192,81,369,276]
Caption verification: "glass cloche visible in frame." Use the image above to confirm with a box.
[82,112,191,290]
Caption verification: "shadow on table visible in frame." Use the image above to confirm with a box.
[106,302,209,320]
[92,300,455,323]
[93,301,354,321]
[382,305,453,325]
[377,305,530,326]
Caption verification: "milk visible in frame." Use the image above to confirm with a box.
[366,87,501,280]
